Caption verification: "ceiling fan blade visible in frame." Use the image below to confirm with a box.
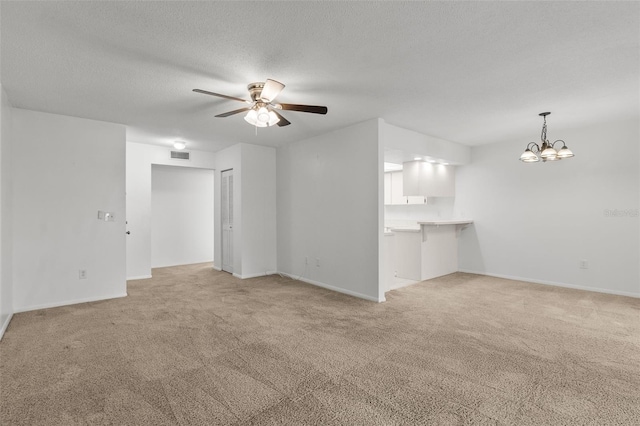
[215,107,251,118]
[278,103,328,115]
[193,89,250,103]
[272,109,291,127]
[260,79,285,102]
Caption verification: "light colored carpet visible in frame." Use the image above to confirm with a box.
[1,263,639,425]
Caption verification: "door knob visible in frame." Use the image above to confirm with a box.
[126,231,131,235]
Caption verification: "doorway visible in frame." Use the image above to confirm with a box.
[150,165,214,268]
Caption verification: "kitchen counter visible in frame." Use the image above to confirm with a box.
[387,218,474,284]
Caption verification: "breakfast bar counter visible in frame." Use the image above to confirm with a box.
[391,219,473,281]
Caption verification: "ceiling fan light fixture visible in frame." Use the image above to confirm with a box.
[256,107,271,125]
[245,107,280,127]
[244,109,258,126]
[267,110,280,126]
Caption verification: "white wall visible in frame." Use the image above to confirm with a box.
[126,142,216,279]
[151,165,214,268]
[240,143,277,278]
[12,109,127,311]
[213,143,277,278]
[0,85,14,338]
[382,121,471,165]
[456,118,640,297]
[277,119,382,302]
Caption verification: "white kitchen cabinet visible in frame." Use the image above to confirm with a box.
[385,171,426,205]
[403,161,455,197]
[402,161,421,196]
[407,195,426,205]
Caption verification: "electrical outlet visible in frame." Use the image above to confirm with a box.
[97,211,116,222]
[316,258,320,267]
[579,260,589,269]
[79,270,87,279]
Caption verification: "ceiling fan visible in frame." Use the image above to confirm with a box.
[193,79,328,128]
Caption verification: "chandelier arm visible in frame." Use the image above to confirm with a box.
[551,140,565,149]
[527,142,541,153]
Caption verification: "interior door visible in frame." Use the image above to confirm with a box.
[221,169,234,273]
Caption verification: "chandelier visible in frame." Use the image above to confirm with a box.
[519,112,574,163]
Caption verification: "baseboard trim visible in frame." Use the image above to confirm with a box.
[13,293,129,314]
[126,275,152,281]
[458,270,640,299]
[279,272,383,303]
[0,313,13,341]
[212,265,222,271]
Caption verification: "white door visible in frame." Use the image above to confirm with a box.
[221,169,234,273]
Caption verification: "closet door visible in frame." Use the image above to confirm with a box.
[221,169,234,273]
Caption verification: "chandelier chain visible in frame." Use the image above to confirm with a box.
[540,116,547,143]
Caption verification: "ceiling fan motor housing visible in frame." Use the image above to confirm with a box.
[247,82,265,102]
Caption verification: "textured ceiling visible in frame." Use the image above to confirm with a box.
[1,1,638,152]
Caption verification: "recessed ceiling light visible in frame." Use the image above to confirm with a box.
[414,157,422,161]
[173,141,186,150]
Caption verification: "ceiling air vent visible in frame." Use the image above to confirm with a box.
[170,151,190,160]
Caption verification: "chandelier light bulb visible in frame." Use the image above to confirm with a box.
[519,149,539,162]
[557,145,574,159]
[540,146,558,160]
